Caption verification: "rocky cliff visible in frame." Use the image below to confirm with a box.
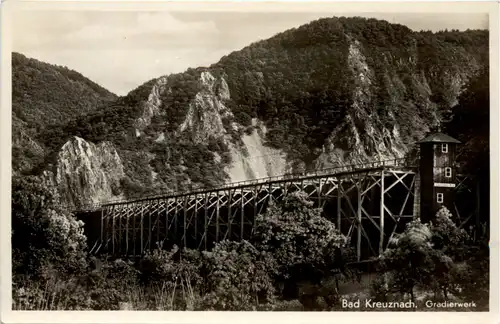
[43,137,125,209]
[13,17,489,209]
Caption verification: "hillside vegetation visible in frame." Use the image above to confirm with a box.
[12,53,117,175]
[13,17,489,204]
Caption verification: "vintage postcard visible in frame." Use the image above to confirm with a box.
[1,0,498,323]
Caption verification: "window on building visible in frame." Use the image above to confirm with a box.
[445,167,452,178]
[437,193,444,204]
[442,143,448,153]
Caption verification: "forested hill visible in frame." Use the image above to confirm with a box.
[12,52,117,175]
[208,18,488,163]
[14,17,489,208]
[12,52,116,129]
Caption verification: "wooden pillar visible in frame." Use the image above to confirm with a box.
[147,204,152,251]
[216,191,220,242]
[337,180,342,230]
[228,189,232,241]
[253,186,258,235]
[268,183,272,205]
[140,203,144,255]
[133,204,136,257]
[118,207,122,255]
[379,170,385,255]
[112,209,116,255]
[194,194,198,245]
[357,182,362,262]
[184,196,188,247]
[174,197,178,244]
[125,206,129,255]
[100,208,104,243]
[241,188,245,240]
[318,179,322,207]
[165,199,169,249]
[154,201,158,249]
[204,194,209,250]
[104,208,109,253]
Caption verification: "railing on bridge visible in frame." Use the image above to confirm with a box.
[78,157,416,211]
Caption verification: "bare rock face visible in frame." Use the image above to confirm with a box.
[178,71,233,142]
[227,119,290,182]
[134,76,169,131]
[47,136,125,209]
[315,40,405,167]
[170,71,289,182]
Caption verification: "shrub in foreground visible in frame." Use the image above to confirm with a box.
[253,191,351,304]
[197,240,278,310]
[12,175,87,282]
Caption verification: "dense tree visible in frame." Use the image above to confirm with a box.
[372,207,479,303]
[199,241,277,310]
[253,191,353,304]
[444,67,489,228]
[11,175,87,280]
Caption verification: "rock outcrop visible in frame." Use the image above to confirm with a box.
[179,71,234,143]
[45,137,125,209]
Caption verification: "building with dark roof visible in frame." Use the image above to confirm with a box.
[418,131,461,223]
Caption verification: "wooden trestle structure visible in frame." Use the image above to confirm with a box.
[76,158,479,262]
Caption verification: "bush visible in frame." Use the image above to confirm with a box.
[254,192,348,276]
[371,207,479,302]
[253,191,351,304]
[429,207,469,260]
[13,257,142,310]
[198,240,278,310]
[12,175,87,281]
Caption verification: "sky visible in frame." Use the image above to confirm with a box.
[12,10,489,96]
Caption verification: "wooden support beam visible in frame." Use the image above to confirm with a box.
[216,191,220,242]
[204,193,209,250]
[399,177,415,216]
[241,188,245,240]
[133,205,136,257]
[104,207,110,252]
[361,206,381,232]
[140,203,144,255]
[174,197,179,245]
[383,174,416,246]
[118,207,122,255]
[194,194,198,244]
[318,179,323,207]
[148,204,152,251]
[460,212,475,229]
[379,169,385,255]
[357,182,362,262]
[100,208,104,243]
[454,202,462,223]
[228,189,233,241]
[384,172,410,194]
[359,222,377,257]
[125,205,129,255]
[112,208,116,255]
[324,183,338,197]
[156,201,160,249]
[253,186,258,236]
[362,177,382,195]
[184,196,188,247]
[337,180,342,230]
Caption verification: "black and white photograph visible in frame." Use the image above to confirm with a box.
[1,0,498,320]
